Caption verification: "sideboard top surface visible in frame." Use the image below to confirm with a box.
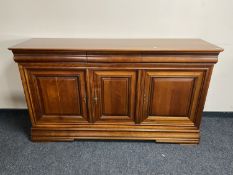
[9,38,223,54]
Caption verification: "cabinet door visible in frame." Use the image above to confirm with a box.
[91,70,137,123]
[140,70,204,123]
[27,69,89,124]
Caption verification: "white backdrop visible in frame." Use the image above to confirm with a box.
[0,0,232,111]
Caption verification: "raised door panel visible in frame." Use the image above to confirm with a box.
[149,77,194,116]
[37,77,81,115]
[91,70,137,123]
[102,78,128,116]
[27,69,88,124]
[141,70,204,124]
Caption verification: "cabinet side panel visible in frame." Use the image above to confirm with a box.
[18,65,36,125]
[194,66,214,128]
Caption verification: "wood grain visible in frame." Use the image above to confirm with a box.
[149,77,194,116]
[9,38,223,53]
[27,69,89,123]
[10,38,222,144]
[91,70,137,123]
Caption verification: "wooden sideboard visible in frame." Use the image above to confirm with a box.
[9,39,223,144]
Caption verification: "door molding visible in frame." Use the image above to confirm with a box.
[90,70,137,123]
[140,70,204,124]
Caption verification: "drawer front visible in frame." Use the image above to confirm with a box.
[140,70,204,124]
[90,70,137,123]
[26,68,89,124]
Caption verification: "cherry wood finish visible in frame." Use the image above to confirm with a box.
[91,70,137,123]
[26,69,88,123]
[140,70,204,124]
[10,38,222,53]
[9,39,223,144]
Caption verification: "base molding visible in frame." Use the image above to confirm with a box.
[1,109,231,144]
[31,126,200,144]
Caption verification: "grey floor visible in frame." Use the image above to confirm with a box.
[0,110,232,175]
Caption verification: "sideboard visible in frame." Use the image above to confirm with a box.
[9,38,223,144]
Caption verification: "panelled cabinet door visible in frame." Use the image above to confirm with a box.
[90,70,137,123]
[140,70,204,124]
[27,69,89,124]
